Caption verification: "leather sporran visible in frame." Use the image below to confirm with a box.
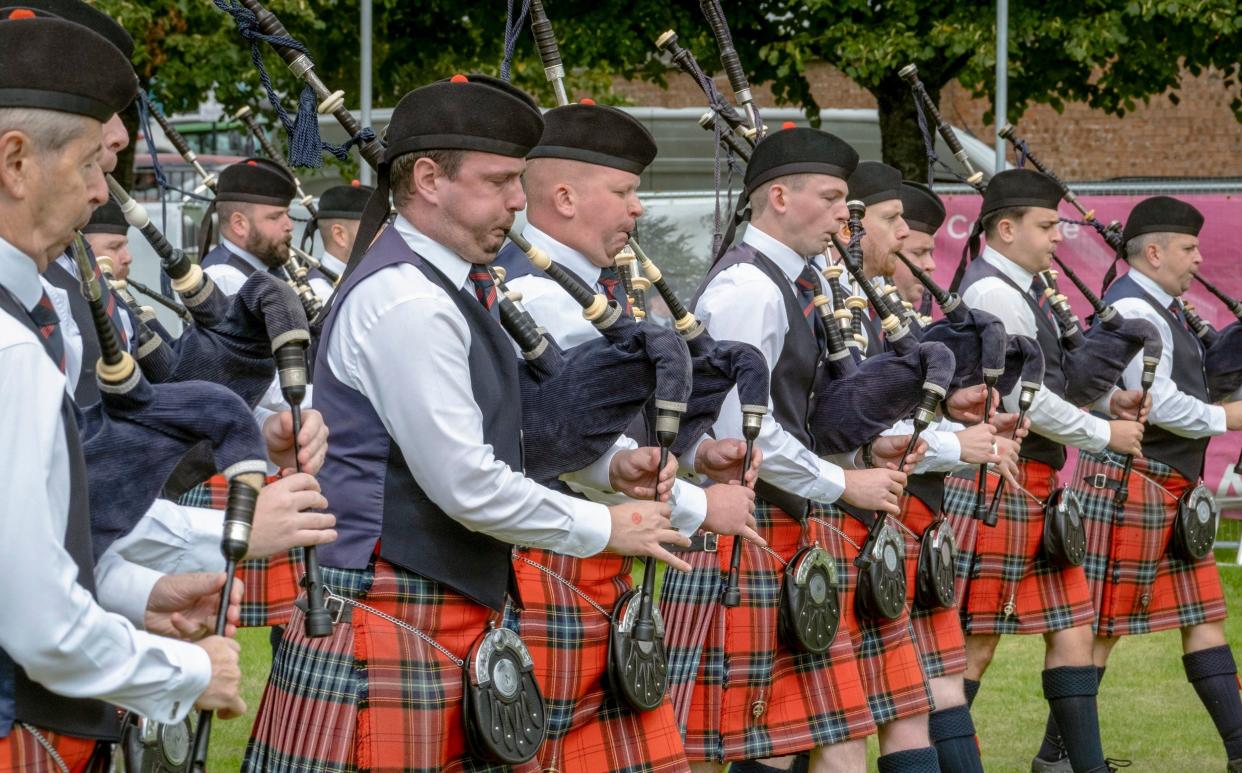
[1172,483,1218,561]
[855,522,907,620]
[119,714,192,773]
[463,626,547,764]
[915,517,957,610]
[607,587,669,713]
[779,544,841,654]
[1041,486,1086,568]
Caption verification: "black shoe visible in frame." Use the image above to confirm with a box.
[1226,758,1242,773]
[1031,756,1072,773]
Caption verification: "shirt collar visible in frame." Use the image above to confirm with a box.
[0,234,46,311]
[742,224,810,285]
[221,238,271,275]
[1126,267,1176,308]
[980,244,1036,290]
[392,215,473,291]
[319,252,347,278]
[524,223,603,287]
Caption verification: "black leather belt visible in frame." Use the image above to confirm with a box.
[666,531,720,553]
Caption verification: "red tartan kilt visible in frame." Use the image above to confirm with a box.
[1075,452,1227,637]
[512,549,688,772]
[810,508,933,724]
[898,495,967,679]
[956,459,1095,635]
[661,499,875,762]
[246,559,516,772]
[0,726,99,773]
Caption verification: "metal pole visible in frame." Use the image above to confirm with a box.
[994,0,1009,172]
[359,0,373,185]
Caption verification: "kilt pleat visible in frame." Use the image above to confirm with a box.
[898,495,967,680]
[244,560,515,772]
[811,507,933,725]
[0,725,98,773]
[238,551,302,629]
[1075,450,1227,637]
[661,498,875,763]
[513,549,689,772]
[947,460,1095,635]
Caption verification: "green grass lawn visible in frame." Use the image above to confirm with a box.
[208,563,1242,771]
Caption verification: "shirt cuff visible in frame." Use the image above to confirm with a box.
[669,480,708,535]
[681,433,712,478]
[93,557,164,628]
[915,430,962,473]
[142,636,214,724]
[553,500,613,559]
[1082,414,1112,454]
[807,457,847,504]
[1092,386,1119,416]
[1208,404,1228,435]
[564,437,634,493]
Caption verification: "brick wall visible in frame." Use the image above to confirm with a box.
[611,63,1242,180]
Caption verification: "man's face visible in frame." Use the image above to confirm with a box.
[100,113,128,175]
[573,165,643,266]
[434,152,527,264]
[778,175,850,257]
[28,127,107,267]
[85,232,132,280]
[242,203,293,268]
[893,230,935,305]
[860,198,909,278]
[1001,207,1062,273]
[1154,233,1202,295]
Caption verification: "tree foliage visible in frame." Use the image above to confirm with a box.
[91,0,1240,181]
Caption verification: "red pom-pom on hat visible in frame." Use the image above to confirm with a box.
[7,9,36,19]
[579,98,596,106]
[450,74,469,83]
[781,121,797,130]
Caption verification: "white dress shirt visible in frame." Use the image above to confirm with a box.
[0,235,210,724]
[52,252,136,345]
[883,420,967,474]
[307,252,345,303]
[504,225,707,535]
[322,216,614,557]
[961,246,1111,453]
[1111,269,1226,437]
[201,238,270,297]
[693,225,848,504]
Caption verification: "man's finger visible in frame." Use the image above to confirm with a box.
[737,526,766,546]
[653,545,692,573]
[296,528,339,547]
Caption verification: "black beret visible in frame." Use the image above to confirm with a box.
[83,198,128,235]
[527,101,657,175]
[847,161,903,206]
[899,181,946,235]
[317,182,373,220]
[979,169,1062,217]
[1122,196,1204,245]
[744,127,859,193]
[382,74,544,165]
[5,0,133,58]
[216,157,296,206]
[0,15,135,122]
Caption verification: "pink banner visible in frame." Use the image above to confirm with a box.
[933,193,1242,512]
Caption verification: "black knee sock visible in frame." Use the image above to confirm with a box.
[964,678,981,708]
[929,704,984,773]
[877,746,941,773]
[1042,666,1105,773]
[1037,666,1106,761]
[1184,645,1242,760]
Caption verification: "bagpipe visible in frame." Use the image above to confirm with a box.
[1188,270,1242,404]
[898,64,986,191]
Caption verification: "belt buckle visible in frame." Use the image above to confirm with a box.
[325,594,347,625]
[1086,473,1110,490]
[702,532,719,553]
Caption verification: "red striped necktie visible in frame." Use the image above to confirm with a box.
[30,291,67,374]
[469,265,497,310]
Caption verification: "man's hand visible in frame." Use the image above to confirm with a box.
[245,473,337,560]
[1225,401,1242,432]
[145,573,242,640]
[956,423,999,465]
[840,468,907,515]
[1109,389,1151,423]
[1106,420,1144,456]
[609,447,677,502]
[870,436,926,472]
[994,436,1022,485]
[605,501,691,572]
[989,411,1030,440]
[944,384,1002,424]
[702,484,764,546]
[694,437,762,487]
[193,636,246,720]
[262,409,329,474]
